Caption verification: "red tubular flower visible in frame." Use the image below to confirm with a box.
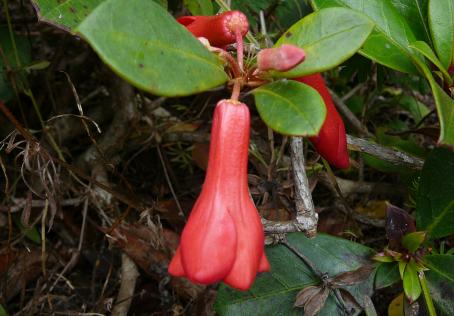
[177,11,249,47]
[168,99,270,291]
[256,44,306,72]
[294,74,350,169]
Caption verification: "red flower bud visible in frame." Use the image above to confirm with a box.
[168,99,270,290]
[177,11,249,47]
[295,74,350,169]
[256,44,306,72]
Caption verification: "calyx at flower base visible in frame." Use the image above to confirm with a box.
[168,99,270,291]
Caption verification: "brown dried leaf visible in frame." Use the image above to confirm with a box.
[355,200,387,219]
[304,286,330,316]
[104,224,204,300]
[317,210,357,236]
[331,264,375,286]
[294,285,321,307]
[166,121,201,133]
[0,249,51,302]
[338,288,362,310]
[20,190,33,228]
[191,142,209,170]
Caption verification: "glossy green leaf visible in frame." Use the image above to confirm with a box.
[399,261,407,279]
[74,0,227,97]
[397,94,431,123]
[402,231,427,253]
[429,79,454,146]
[274,7,374,77]
[416,148,454,238]
[32,0,167,31]
[413,57,454,147]
[425,255,454,315]
[391,0,431,44]
[32,0,106,32]
[184,0,213,16]
[428,0,454,69]
[311,0,421,74]
[253,80,326,136]
[215,233,376,316]
[403,260,422,303]
[409,41,452,83]
[374,262,400,289]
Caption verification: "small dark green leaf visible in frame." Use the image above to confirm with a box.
[403,260,422,303]
[402,231,427,253]
[409,41,452,83]
[0,27,31,102]
[25,60,51,71]
[399,260,407,279]
[311,0,421,74]
[397,94,431,123]
[372,253,394,263]
[215,233,376,316]
[428,78,454,147]
[183,0,213,16]
[75,0,228,97]
[374,262,400,289]
[253,80,326,136]
[13,217,41,245]
[274,7,374,77]
[425,255,454,315]
[0,305,7,316]
[416,148,454,238]
[428,0,454,69]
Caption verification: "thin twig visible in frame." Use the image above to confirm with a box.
[49,197,89,292]
[111,253,139,316]
[281,237,324,277]
[290,137,318,237]
[163,131,424,170]
[329,88,373,138]
[156,144,185,217]
[347,135,424,170]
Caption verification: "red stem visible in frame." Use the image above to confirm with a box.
[235,29,244,72]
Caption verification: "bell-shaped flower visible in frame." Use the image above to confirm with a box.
[295,74,350,169]
[168,99,270,290]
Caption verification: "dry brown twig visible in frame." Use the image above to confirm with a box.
[288,137,318,237]
[111,254,140,316]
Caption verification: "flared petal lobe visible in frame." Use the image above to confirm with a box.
[177,11,249,47]
[168,100,269,291]
[295,74,350,169]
